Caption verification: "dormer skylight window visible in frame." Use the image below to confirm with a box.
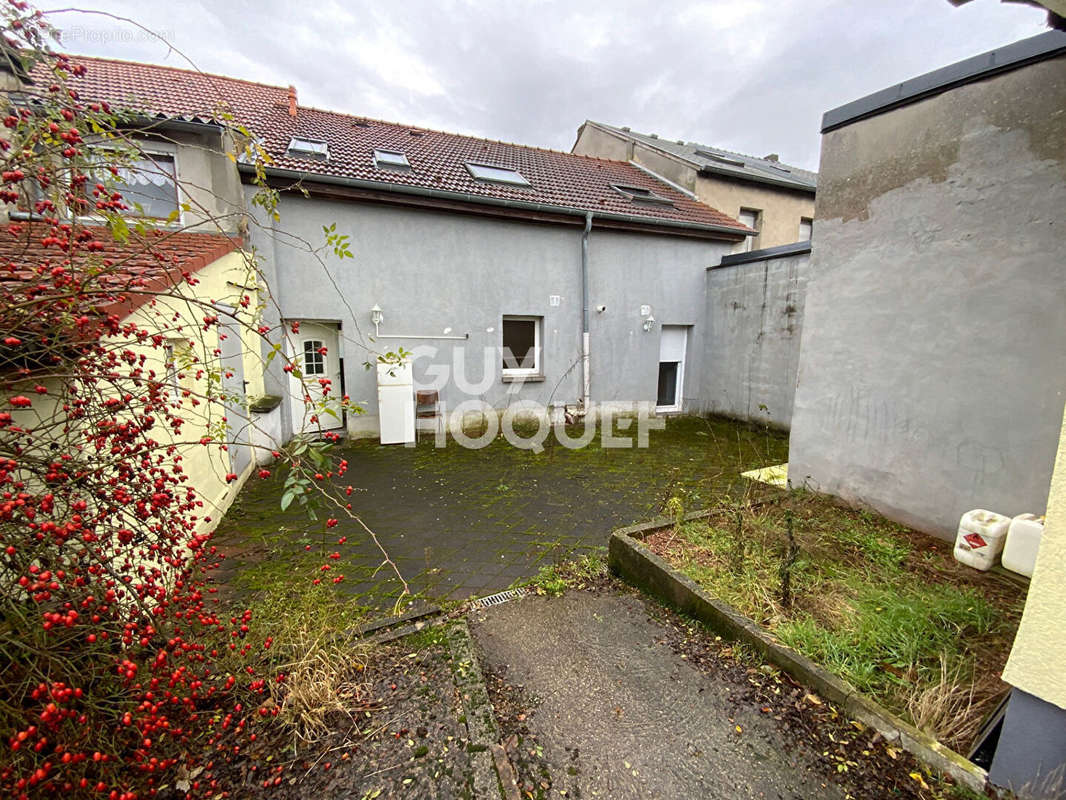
[611,184,674,207]
[695,150,744,168]
[286,137,329,160]
[465,162,530,187]
[374,149,411,170]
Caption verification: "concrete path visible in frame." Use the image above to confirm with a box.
[469,589,845,800]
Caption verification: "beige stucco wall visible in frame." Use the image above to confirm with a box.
[573,124,815,250]
[1003,403,1066,709]
[2,249,266,543]
[693,176,814,251]
[120,248,265,533]
[572,124,633,163]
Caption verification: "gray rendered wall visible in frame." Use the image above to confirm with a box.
[788,55,1066,538]
[586,231,729,411]
[246,192,731,435]
[701,251,807,429]
[988,688,1066,798]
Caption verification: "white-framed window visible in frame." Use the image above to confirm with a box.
[83,144,180,221]
[799,217,813,242]
[738,208,761,253]
[303,339,326,376]
[502,316,541,377]
[374,149,411,170]
[286,137,330,160]
[466,162,530,186]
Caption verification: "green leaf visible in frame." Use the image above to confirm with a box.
[280,490,295,511]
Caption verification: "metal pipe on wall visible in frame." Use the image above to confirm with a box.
[581,211,592,411]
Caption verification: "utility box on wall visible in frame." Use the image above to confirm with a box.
[376,362,415,445]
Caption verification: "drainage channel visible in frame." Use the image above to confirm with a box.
[469,588,529,609]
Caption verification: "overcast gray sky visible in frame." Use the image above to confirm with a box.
[45,1,1050,171]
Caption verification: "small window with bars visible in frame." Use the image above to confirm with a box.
[303,340,326,375]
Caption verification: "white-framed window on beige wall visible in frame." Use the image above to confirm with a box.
[799,217,813,242]
[738,208,761,252]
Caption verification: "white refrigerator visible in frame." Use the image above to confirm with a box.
[376,362,415,445]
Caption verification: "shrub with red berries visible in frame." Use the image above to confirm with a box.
[0,3,386,798]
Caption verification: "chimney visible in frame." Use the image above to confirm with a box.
[764,153,779,162]
[287,85,297,118]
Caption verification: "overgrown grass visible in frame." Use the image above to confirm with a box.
[521,549,610,596]
[647,489,1025,752]
[235,583,372,744]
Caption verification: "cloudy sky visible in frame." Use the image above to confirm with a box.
[45,0,1050,171]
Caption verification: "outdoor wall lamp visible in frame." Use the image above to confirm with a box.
[370,304,383,336]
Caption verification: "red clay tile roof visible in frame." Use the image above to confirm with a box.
[43,55,748,235]
[255,106,745,231]
[0,222,240,319]
[29,54,288,133]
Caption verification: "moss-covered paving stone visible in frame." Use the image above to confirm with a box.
[212,415,786,610]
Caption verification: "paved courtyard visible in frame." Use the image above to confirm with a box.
[213,415,787,609]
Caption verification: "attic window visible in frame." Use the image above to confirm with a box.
[695,150,744,168]
[374,149,410,170]
[465,162,530,186]
[611,184,674,207]
[286,137,329,160]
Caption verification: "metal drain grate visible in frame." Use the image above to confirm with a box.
[470,588,528,609]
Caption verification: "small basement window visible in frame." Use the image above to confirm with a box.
[373,149,411,169]
[286,137,330,160]
[466,162,530,186]
[611,184,674,206]
[502,316,541,377]
[799,217,813,242]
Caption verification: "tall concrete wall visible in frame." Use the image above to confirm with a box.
[700,249,807,429]
[788,54,1066,538]
[247,191,731,437]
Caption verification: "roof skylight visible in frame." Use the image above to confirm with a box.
[374,149,411,169]
[611,184,674,206]
[695,149,744,168]
[465,162,530,186]
[286,137,329,160]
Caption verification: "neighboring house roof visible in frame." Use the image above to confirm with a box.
[581,121,818,193]
[28,54,290,132]
[38,55,749,238]
[822,30,1066,133]
[0,222,240,320]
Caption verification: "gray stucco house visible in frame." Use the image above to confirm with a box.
[46,55,764,441]
[239,115,752,438]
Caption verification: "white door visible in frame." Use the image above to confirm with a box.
[287,321,343,435]
[656,326,687,412]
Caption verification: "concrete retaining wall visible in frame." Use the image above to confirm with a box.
[788,52,1066,538]
[700,245,808,429]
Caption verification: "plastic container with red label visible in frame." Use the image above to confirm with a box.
[953,509,1011,571]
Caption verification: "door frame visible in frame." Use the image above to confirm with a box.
[656,325,688,414]
[285,319,345,437]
